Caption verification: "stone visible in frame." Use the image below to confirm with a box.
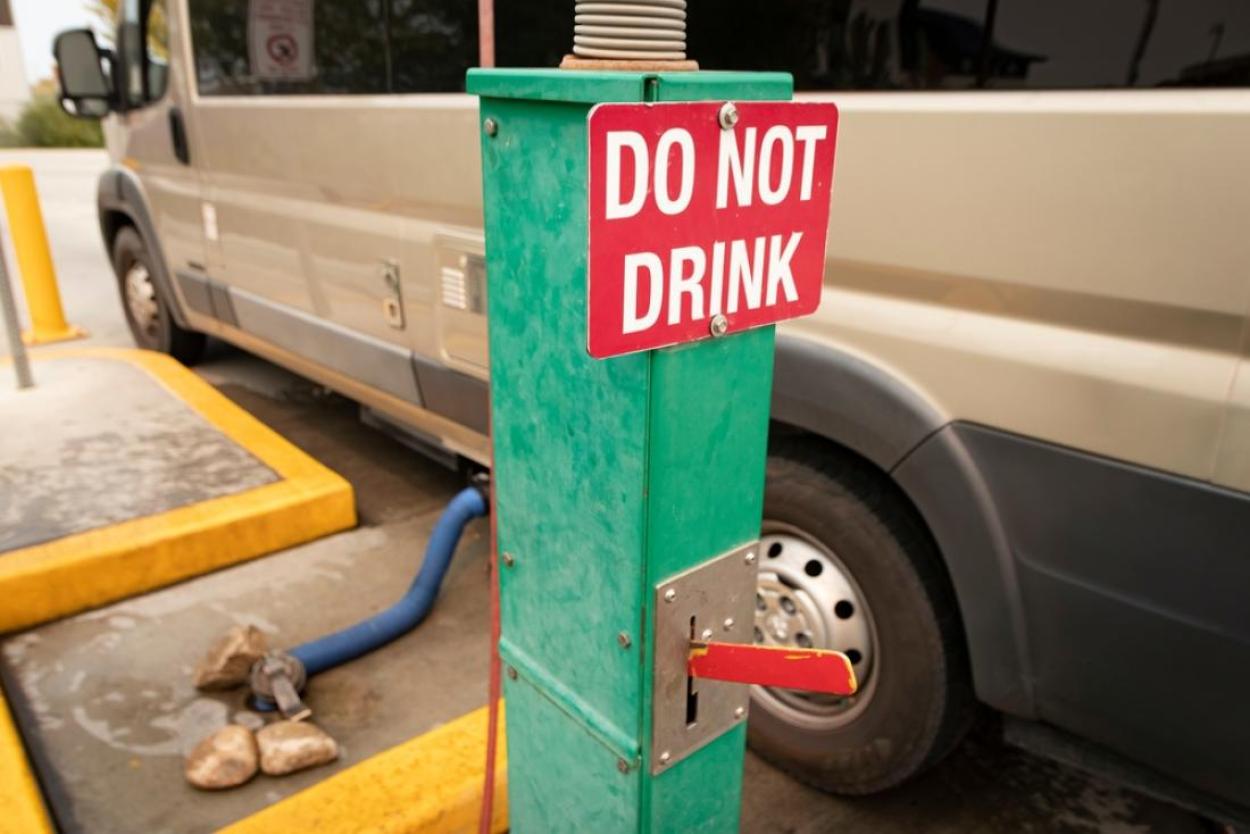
[192,625,268,690]
[185,725,258,790]
[232,710,266,732]
[256,721,339,776]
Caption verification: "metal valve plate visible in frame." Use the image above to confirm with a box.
[651,541,759,774]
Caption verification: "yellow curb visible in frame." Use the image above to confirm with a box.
[0,690,54,834]
[221,705,508,834]
[0,347,357,633]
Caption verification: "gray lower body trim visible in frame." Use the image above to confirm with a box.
[176,275,490,441]
[227,287,422,407]
[174,270,214,320]
[411,355,489,436]
[913,422,1250,806]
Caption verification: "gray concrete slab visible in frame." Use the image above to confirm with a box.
[0,355,275,552]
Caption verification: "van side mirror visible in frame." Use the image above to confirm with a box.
[53,29,115,119]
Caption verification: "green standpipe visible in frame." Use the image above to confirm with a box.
[469,68,793,833]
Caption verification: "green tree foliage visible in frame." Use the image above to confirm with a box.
[12,97,104,148]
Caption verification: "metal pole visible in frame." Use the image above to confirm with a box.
[0,223,34,389]
[478,0,495,68]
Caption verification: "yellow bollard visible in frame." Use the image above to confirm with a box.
[0,165,86,344]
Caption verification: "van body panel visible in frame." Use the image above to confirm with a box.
[793,89,1250,483]
[111,12,207,322]
[1215,352,1250,493]
[190,94,484,367]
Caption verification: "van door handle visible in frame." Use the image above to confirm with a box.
[168,106,190,165]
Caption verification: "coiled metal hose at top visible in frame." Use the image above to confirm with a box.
[573,0,688,61]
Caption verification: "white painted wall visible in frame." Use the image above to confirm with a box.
[0,26,29,124]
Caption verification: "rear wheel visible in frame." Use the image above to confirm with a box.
[112,226,205,365]
[748,438,974,794]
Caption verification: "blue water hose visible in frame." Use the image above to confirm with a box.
[290,485,488,677]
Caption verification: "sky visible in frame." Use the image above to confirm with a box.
[10,0,99,85]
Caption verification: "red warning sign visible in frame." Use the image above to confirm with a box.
[587,100,839,359]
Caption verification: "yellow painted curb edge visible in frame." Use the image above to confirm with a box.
[0,347,357,633]
[221,705,508,834]
[0,690,54,834]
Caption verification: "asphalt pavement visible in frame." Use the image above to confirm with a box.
[0,149,1213,833]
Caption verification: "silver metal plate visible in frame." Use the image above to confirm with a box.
[651,541,759,774]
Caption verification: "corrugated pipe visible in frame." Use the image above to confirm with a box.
[573,0,688,61]
[292,485,489,676]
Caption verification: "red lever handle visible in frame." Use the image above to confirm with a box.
[688,641,858,695]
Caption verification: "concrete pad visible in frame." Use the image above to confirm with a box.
[1,356,274,551]
[1,505,491,834]
[0,348,355,632]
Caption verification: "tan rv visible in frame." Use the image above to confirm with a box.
[54,0,1250,817]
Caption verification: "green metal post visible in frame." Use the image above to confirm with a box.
[469,68,793,833]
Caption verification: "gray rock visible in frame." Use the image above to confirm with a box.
[232,710,266,732]
[185,725,258,790]
[256,721,339,776]
[193,626,268,690]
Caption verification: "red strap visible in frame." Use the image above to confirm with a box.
[688,641,858,695]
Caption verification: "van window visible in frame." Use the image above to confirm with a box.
[494,1,567,70]
[119,0,170,106]
[388,0,478,93]
[688,0,1250,90]
[189,0,476,96]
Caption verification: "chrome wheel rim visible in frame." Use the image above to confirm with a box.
[751,522,880,729]
[124,262,160,345]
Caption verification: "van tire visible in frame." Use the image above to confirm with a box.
[748,438,974,794]
[112,226,205,365]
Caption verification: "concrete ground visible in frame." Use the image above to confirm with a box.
[0,354,275,552]
[0,150,1215,833]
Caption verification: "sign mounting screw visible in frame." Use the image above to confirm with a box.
[502,551,515,568]
[734,706,746,720]
[664,588,676,603]
[659,751,672,766]
[718,102,739,130]
[617,631,632,649]
[617,758,631,774]
[709,314,729,337]
[723,617,735,632]
[484,117,499,137]
[745,550,756,565]
[507,666,518,681]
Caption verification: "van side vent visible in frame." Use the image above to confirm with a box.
[441,254,486,314]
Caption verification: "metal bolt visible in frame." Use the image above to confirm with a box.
[617,631,632,649]
[709,314,729,337]
[484,117,498,137]
[718,102,739,130]
[701,627,713,641]
[723,617,735,632]
[659,750,672,766]
[507,666,518,681]
[663,588,676,603]
[502,551,515,568]
[734,706,746,720]
[745,550,756,565]
[617,758,631,774]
